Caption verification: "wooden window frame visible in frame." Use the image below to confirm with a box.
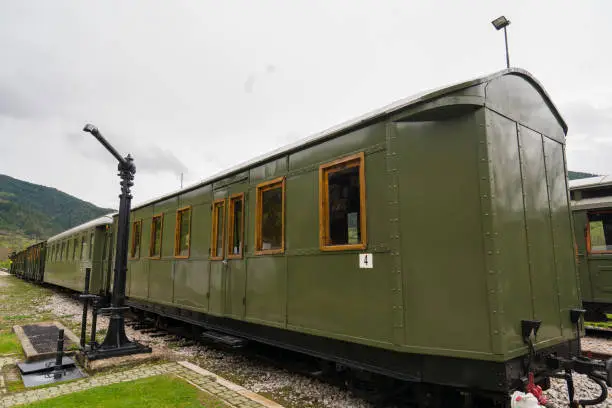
[255,177,285,255]
[210,199,226,260]
[319,152,367,251]
[174,206,192,259]
[586,210,612,254]
[227,193,245,259]
[130,220,143,260]
[149,214,164,259]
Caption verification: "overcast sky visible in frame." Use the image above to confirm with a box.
[0,0,610,209]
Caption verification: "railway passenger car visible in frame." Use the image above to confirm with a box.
[9,241,46,282]
[570,176,612,321]
[44,214,115,294]
[113,68,585,403]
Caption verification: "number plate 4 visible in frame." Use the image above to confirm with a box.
[359,253,373,269]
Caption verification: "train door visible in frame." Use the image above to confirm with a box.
[209,194,227,316]
[224,186,247,320]
[208,180,248,319]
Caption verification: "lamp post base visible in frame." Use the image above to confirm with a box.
[84,310,152,361]
[85,341,152,361]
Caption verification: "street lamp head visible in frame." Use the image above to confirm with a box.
[83,123,98,135]
[491,15,510,30]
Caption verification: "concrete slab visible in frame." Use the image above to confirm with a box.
[75,349,168,374]
[12,321,80,362]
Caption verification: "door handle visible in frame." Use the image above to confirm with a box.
[222,259,228,265]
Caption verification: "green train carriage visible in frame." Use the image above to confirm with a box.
[114,67,595,403]
[44,214,115,295]
[569,176,612,321]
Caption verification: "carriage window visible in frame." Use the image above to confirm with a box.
[319,153,367,250]
[211,200,225,259]
[588,212,612,253]
[89,233,94,259]
[131,220,142,259]
[80,237,86,260]
[255,178,285,254]
[228,194,244,258]
[60,242,64,261]
[72,238,78,260]
[150,215,163,258]
[174,208,191,258]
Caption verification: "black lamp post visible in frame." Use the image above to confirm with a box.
[491,15,511,69]
[82,123,151,360]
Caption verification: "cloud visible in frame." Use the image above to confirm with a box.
[243,64,278,94]
[563,101,612,143]
[65,132,188,177]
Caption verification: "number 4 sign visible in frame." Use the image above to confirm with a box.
[359,253,373,269]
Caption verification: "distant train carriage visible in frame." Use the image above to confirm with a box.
[9,241,46,282]
[570,176,612,321]
[44,215,115,294]
[112,68,587,403]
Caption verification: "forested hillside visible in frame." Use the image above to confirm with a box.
[0,174,114,248]
[568,170,599,181]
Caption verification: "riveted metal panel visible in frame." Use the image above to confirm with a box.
[478,112,503,355]
[543,138,581,339]
[517,125,562,341]
[385,123,405,345]
[485,74,565,143]
[486,111,532,354]
[397,109,493,354]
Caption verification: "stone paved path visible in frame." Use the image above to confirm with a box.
[0,361,283,408]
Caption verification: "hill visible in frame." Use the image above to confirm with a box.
[568,170,599,181]
[0,174,114,253]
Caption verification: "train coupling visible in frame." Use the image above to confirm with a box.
[545,354,612,406]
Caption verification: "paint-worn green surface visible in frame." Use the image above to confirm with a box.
[112,70,578,362]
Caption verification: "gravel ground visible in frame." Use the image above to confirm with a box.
[38,291,372,408]
[583,335,612,355]
[36,291,612,407]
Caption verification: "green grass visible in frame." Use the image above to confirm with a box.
[0,331,22,355]
[0,275,54,332]
[23,374,229,408]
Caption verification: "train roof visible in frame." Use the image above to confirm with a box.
[47,214,114,243]
[570,196,612,211]
[127,67,566,213]
[568,175,612,190]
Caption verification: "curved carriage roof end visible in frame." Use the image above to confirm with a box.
[128,67,565,212]
[47,214,115,243]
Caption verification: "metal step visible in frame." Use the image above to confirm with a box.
[201,331,247,348]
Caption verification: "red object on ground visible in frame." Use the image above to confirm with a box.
[526,372,547,406]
